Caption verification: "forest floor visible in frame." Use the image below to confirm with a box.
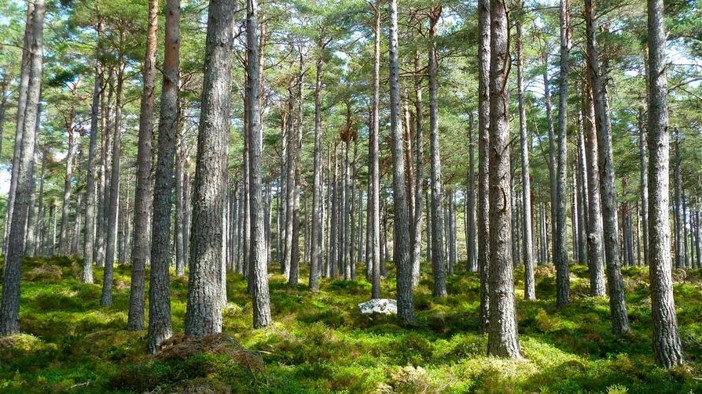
[1,257,702,393]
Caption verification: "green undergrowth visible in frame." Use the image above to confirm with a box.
[1,256,701,393]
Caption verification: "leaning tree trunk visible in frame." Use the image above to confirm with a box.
[389,0,414,325]
[646,0,683,368]
[128,0,159,331]
[147,0,179,354]
[428,6,447,298]
[0,0,45,335]
[487,0,520,359]
[246,0,272,329]
[477,0,491,334]
[185,0,236,336]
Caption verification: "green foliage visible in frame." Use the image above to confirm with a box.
[2,257,702,392]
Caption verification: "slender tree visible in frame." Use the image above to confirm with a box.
[554,0,570,307]
[582,83,606,296]
[247,0,272,328]
[148,0,179,353]
[515,7,535,300]
[82,19,104,284]
[477,0,491,334]
[428,6,447,298]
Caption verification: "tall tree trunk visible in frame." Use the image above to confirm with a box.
[128,0,159,331]
[147,0,179,353]
[411,51,424,287]
[647,0,683,367]
[34,150,46,257]
[83,28,103,283]
[0,0,45,335]
[429,6,447,298]
[246,0,272,329]
[673,130,683,269]
[25,110,40,257]
[487,0,520,358]
[0,73,9,160]
[3,0,35,255]
[477,0,491,334]
[368,0,381,298]
[175,102,187,276]
[638,110,649,266]
[516,10,535,300]
[583,83,606,297]
[96,67,113,269]
[185,0,235,336]
[100,47,125,307]
[389,0,414,325]
[310,46,325,291]
[59,106,77,254]
[467,113,477,272]
[585,0,629,334]
[576,113,589,265]
[554,0,571,307]
[289,58,304,287]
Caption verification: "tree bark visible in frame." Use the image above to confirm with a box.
[59,105,77,255]
[516,10,535,300]
[583,83,606,297]
[487,0,520,358]
[411,52,424,287]
[185,0,235,336]
[554,0,570,307]
[647,0,683,368]
[477,0,491,334]
[389,0,414,325]
[83,25,104,283]
[584,0,629,333]
[673,130,683,269]
[128,0,159,331]
[0,0,45,335]
[147,0,179,353]
[428,7,447,298]
[246,0,272,329]
[101,47,126,307]
[310,40,325,291]
[3,0,35,256]
[467,113,477,272]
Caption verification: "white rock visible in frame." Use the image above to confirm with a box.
[358,299,398,315]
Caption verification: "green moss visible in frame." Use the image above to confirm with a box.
[2,256,702,392]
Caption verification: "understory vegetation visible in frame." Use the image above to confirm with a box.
[1,256,701,393]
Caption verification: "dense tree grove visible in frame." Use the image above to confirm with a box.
[1,0,702,384]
